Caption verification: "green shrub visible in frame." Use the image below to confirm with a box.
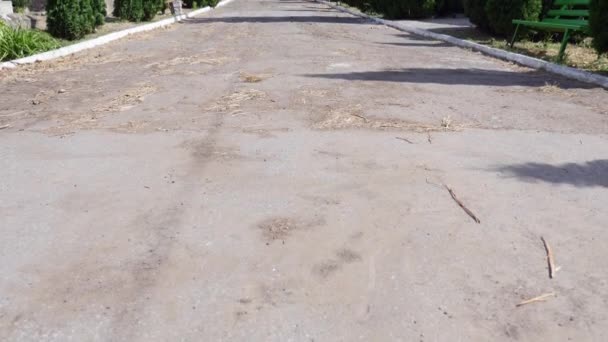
[142,0,160,20]
[114,0,145,21]
[47,0,94,39]
[373,0,437,19]
[80,0,96,33]
[91,0,107,26]
[183,0,218,9]
[485,0,542,36]
[11,0,30,11]
[464,0,489,30]
[0,25,60,61]
[115,0,162,21]
[437,0,464,15]
[205,0,219,7]
[590,0,608,55]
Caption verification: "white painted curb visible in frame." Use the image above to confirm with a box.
[317,0,608,89]
[0,0,235,70]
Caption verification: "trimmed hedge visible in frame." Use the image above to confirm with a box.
[12,0,30,11]
[114,0,144,21]
[590,0,608,54]
[114,0,164,21]
[374,0,437,19]
[183,0,219,8]
[46,0,105,39]
[47,0,99,40]
[464,0,541,36]
[92,0,107,26]
[464,0,489,30]
[437,0,464,15]
[485,0,542,36]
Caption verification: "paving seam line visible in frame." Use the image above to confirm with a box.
[316,0,608,89]
[0,0,235,70]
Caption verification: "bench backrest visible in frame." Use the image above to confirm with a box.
[543,0,590,27]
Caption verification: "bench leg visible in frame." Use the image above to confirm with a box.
[558,29,570,62]
[510,24,521,48]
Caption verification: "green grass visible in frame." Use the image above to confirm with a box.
[0,23,61,61]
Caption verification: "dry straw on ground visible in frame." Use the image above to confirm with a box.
[207,89,266,112]
[93,83,157,113]
[313,105,468,132]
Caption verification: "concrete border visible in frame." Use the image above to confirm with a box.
[317,0,608,89]
[0,0,235,70]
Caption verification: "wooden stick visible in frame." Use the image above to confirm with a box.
[395,137,414,144]
[445,185,480,224]
[516,292,556,307]
[541,237,556,279]
[0,124,10,130]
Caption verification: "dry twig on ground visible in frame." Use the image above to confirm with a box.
[396,137,414,144]
[445,185,481,224]
[541,236,556,279]
[516,292,556,307]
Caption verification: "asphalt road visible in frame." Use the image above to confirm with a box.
[1,0,608,340]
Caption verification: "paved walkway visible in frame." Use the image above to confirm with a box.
[1,0,607,340]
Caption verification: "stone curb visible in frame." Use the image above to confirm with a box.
[0,0,235,70]
[317,0,608,89]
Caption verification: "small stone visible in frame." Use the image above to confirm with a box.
[58,89,66,94]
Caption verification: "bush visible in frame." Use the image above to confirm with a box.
[91,0,107,26]
[485,0,542,36]
[115,0,162,21]
[202,0,219,6]
[437,0,464,15]
[47,0,96,39]
[11,0,30,11]
[143,0,161,20]
[80,0,96,33]
[590,0,608,55]
[373,0,437,19]
[0,24,60,61]
[464,0,489,30]
[114,0,144,21]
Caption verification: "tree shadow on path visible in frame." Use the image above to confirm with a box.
[304,68,596,88]
[495,160,608,188]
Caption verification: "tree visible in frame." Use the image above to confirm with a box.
[484,0,542,36]
[464,0,490,31]
[47,0,93,40]
[92,0,107,26]
[590,0,608,55]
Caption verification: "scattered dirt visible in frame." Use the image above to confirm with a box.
[312,260,341,279]
[336,248,362,263]
[258,217,298,242]
[239,72,269,83]
[257,216,324,243]
[206,89,266,113]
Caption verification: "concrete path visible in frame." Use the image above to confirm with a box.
[1,0,607,340]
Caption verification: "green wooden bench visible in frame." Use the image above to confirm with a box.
[510,0,590,61]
